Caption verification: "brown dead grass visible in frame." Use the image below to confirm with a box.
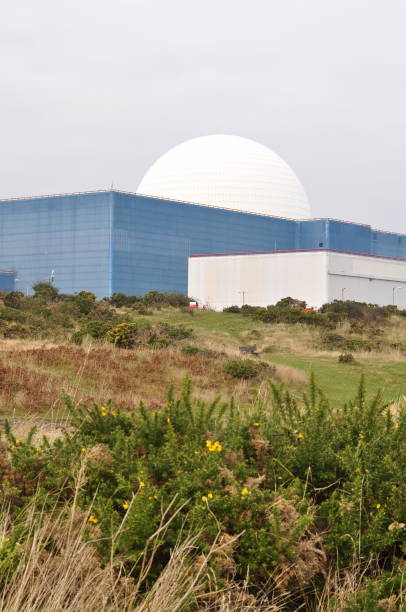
[0,340,309,418]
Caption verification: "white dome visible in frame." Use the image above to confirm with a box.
[137,135,310,219]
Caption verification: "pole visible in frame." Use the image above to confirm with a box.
[393,287,403,306]
[341,287,346,301]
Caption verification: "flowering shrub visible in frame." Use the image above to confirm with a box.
[1,376,405,607]
[106,321,192,348]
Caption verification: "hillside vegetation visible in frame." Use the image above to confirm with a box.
[0,286,405,610]
[0,287,405,418]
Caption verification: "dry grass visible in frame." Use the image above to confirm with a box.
[0,339,311,419]
[2,493,402,612]
[0,480,279,612]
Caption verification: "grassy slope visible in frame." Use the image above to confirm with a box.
[0,307,405,418]
[140,308,406,403]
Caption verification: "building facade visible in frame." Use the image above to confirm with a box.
[0,189,405,300]
[0,270,16,292]
[188,250,406,310]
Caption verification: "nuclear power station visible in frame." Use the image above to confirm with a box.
[1,135,405,308]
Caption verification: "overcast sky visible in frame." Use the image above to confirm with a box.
[1,0,405,232]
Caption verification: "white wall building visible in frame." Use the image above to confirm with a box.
[188,250,406,310]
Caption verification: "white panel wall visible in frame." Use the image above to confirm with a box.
[188,251,406,310]
[327,252,406,308]
[188,252,329,310]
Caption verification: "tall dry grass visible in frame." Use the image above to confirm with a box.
[0,482,279,612]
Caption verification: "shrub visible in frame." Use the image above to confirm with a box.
[109,292,140,308]
[142,291,190,307]
[74,291,96,315]
[2,377,405,608]
[223,305,240,313]
[106,321,192,349]
[338,352,355,363]
[32,282,59,302]
[106,322,142,348]
[275,296,307,309]
[181,344,216,357]
[3,292,24,309]
[181,344,200,355]
[71,320,112,344]
[223,358,268,379]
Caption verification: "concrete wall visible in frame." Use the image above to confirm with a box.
[188,251,406,310]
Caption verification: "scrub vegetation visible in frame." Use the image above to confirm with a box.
[0,286,405,610]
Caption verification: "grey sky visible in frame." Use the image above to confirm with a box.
[1,0,405,232]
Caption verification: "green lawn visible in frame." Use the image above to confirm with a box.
[141,309,406,404]
[266,353,406,405]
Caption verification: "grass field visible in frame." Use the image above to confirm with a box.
[1,307,404,419]
[132,308,406,403]
[1,296,405,610]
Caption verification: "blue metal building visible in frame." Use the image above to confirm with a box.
[0,190,404,298]
[0,270,16,292]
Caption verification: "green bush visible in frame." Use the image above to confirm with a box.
[338,352,355,363]
[74,291,96,314]
[107,321,192,349]
[181,344,216,357]
[223,305,240,313]
[3,292,24,309]
[1,376,405,607]
[32,282,59,302]
[223,358,268,379]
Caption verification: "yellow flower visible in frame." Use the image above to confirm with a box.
[122,502,129,510]
[297,433,304,440]
[253,422,260,427]
[376,503,381,509]
[111,410,117,416]
[208,493,213,499]
[139,481,145,488]
[241,487,250,496]
[355,467,360,473]
[201,496,208,502]
[395,423,400,430]
[81,448,86,453]
[15,439,21,445]
[206,440,222,452]
[88,515,98,524]
[167,417,171,424]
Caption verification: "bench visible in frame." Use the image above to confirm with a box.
[239,345,259,356]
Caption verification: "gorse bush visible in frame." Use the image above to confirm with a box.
[223,358,270,379]
[1,376,404,608]
[223,299,406,329]
[338,352,355,363]
[106,321,192,348]
[3,291,24,309]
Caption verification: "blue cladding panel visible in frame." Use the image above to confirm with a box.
[111,193,296,295]
[0,190,405,298]
[327,220,371,254]
[0,271,15,291]
[0,193,112,297]
[372,231,406,259]
[298,220,328,249]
